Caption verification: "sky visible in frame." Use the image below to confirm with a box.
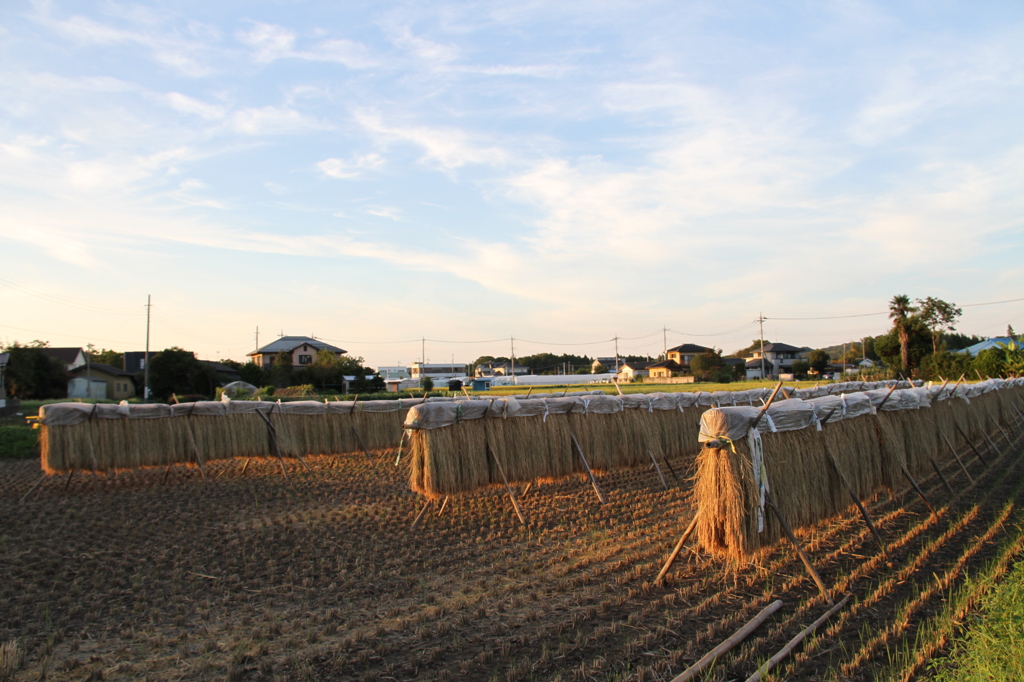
[1,0,1023,369]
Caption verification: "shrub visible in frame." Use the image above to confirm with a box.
[0,426,38,460]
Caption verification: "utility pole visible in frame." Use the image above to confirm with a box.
[144,294,151,401]
[510,336,516,385]
[663,326,668,359]
[758,312,766,381]
[614,334,619,376]
[255,326,259,352]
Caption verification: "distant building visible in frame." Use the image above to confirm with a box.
[745,343,808,379]
[618,361,653,382]
[476,361,529,377]
[68,363,136,400]
[411,362,470,380]
[955,337,1016,356]
[378,366,411,380]
[666,344,711,368]
[592,357,627,373]
[647,359,683,379]
[247,336,347,370]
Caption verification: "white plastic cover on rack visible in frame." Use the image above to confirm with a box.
[276,401,328,416]
[127,403,172,419]
[38,403,97,426]
[170,401,226,417]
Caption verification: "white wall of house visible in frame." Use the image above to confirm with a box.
[68,377,107,399]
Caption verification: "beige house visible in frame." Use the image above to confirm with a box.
[646,359,683,379]
[247,336,347,370]
[68,363,136,400]
[617,361,652,382]
[666,344,710,369]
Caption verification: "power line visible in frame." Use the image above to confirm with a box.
[0,276,140,315]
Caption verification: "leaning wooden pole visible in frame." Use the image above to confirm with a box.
[655,513,700,587]
[19,473,47,504]
[763,489,834,605]
[941,434,973,483]
[902,465,937,517]
[822,444,889,559]
[670,600,784,682]
[570,432,606,504]
[955,423,987,465]
[410,499,432,530]
[649,449,668,490]
[486,443,527,525]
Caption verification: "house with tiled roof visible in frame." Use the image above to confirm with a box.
[247,336,347,370]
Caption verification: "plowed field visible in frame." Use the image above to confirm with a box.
[2,429,1023,681]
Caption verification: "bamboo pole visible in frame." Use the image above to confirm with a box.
[436,496,450,516]
[941,434,973,483]
[763,490,834,605]
[954,424,987,465]
[256,409,289,480]
[744,594,852,682]
[486,443,527,525]
[655,513,700,587]
[750,382,784,432]
[821,443,889,559]
[19,473,47,504]
[410,499,432,529]
[240,458,251,476]
[983,432,1004,460]
[662,455,681,483]
[902,466,936,517]
[930,458,955,496]
[649,449,668,490]
[570,432,606,505]
[670,600,784,682]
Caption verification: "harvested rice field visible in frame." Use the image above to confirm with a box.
[3,427,1024,681]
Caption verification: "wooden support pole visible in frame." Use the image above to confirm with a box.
[256,409,289,480]
[1008,405,1024,431]
[821,444,889,559]
[61,469,76,495]
[941,434,973,483]
[649,449,668,490]
[955,424,987,464]
[744,594,852,682]
[240,458,251,476]
[410,499,432,530]
[351,424,378,468]
[19,473,47,504]
[570,432,606,505]
[902,466,936,516]
[613,380,624,396]
[436,496,450,516]
[995,422,1012,445]
[521,482,533,498]
[486,444,527,525]
[662,455,681,483]
[655,513,700,587]
[394,431,406,466]
[763,490,833,605]
[750,382,784,432]
[162,465,172,485]
[983,432,1004,460]
[670,599,784,682]
[930,458,955,496]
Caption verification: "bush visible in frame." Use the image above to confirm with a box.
[0,426,38,459]
[274,384,317,398]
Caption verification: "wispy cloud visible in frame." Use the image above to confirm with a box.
[317,153,385,179]
[353,110,505,169]
[237,21,379,69]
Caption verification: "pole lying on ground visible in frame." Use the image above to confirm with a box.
[941,434,973,483]
[570,432,606,504]
[744,594,852,682]
[19,474,47,504]
[655,513,700,587]
[410,499,432,530]
[670,600,784,682]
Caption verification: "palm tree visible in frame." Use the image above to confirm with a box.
[889,294,917,373]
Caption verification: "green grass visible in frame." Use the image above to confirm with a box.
[932,558,1024,681]
[0,425,39,460]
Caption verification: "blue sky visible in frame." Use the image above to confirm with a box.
[1,0,1022,368]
